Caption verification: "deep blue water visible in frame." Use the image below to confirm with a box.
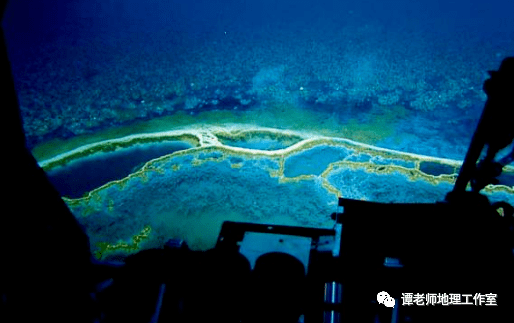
[46,141,192,198]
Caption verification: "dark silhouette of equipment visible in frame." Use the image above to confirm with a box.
[1,0,514,321]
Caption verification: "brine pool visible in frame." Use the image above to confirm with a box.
[37,124,514,261]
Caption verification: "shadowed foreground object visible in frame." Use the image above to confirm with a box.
[1,6,97,323]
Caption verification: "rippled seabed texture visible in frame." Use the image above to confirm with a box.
[3,0,514,260]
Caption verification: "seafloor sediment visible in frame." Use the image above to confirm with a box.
[38,124,514,260]
[8,15,511,160]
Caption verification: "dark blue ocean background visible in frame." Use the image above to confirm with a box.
[3,0,514,159]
